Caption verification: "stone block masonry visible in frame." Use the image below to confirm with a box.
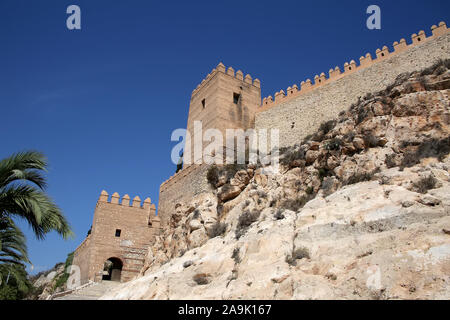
[72,191,161,285]
[256,22,449,147]
[158,164,211,228]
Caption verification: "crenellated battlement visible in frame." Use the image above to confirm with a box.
[97,190,156,211]
[260,21,448,111]
[191,62,261,98]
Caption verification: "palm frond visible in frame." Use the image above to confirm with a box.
[0,151,73,268]
[0,217,29,264]
[0,263,31,293]
[0,185,72,240]
[0,151,47,190]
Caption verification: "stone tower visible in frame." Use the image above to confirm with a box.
[183,62,261,165]
[72,191,160,285]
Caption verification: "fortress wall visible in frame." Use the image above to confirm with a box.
[72,235,91,285]
[158,164,211,228]
[256,24,450,148]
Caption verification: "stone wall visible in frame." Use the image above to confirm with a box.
[256,23,450,148]
[158,164,211,228]
[72,235,91,285]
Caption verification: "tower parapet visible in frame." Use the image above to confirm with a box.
[191,62,261,98]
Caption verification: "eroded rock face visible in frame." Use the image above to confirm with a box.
[103,164,450,300]
[108,62,450,300]
[32,264,66,300]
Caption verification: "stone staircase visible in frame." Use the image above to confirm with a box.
[53,280,120,300]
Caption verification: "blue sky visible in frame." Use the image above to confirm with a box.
[1,0,449,274]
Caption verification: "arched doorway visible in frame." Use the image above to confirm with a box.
[102,257,123,282]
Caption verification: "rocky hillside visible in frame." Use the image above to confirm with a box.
[29,252,73,300]
[102,59,450,300]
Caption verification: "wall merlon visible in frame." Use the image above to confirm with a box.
[286,84,298,96]
[111,192,120,204]
[393,39,407,53]
[235,70,244,80]
[143,197,152,209]
[302,79,312,90]
[329,66,341,79]
[411,30,427,45]
[432,21,447,36]
[132,196,141,208]
[259,21,448,112]
[359,53,372,67]
[99,190,109,202]
[122,194,130,206]
[216,62,226,73]
[275,90,286,102]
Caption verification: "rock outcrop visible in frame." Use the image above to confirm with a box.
[102,60,450,300]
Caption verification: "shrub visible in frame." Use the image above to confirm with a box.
[324,138,342,151]
[319,120,337,135]
[274,209,285,220]
[231,248,241,264]
[363,133,379,148]
[286,247,310,266]
[356,106,371,124]
[343,131,356,142]
[343,168,380,186]
[280,147,305,166]
[223,163,246,180]
[321,177,336,197]
[419,59,449,76]
[193,273,210,285]
[363,92,374,101]
[279,194,313,212]
[208,222,227,238]
[257,190,268,199]
[206,165,219,187]
[302,134,313,144]
[400,137,450,169]
[192,209,200,219]
[385,153,397,168]
[317,168,332,182]
[413,176,438,194]
[235,209,261,239]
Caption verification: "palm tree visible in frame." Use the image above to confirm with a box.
[0,151,73,291]
[0,151,72,240]
[0,217,29,265]
[0,217,30,298]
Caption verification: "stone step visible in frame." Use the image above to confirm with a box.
[53,280,120,300]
